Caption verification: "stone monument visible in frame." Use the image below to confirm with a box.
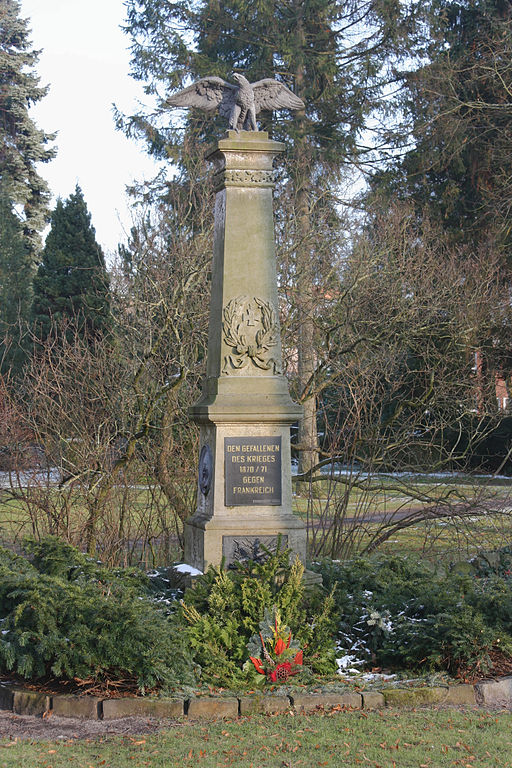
[168,75,308,571]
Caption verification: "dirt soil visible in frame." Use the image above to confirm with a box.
[0,710,179,741]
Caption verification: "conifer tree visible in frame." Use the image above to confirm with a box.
[0,0,55,257]
[0,191,32,373]
[364,0,512,458]
[0,0,55,373]
[371,0,512,257]
[32,186,110,343]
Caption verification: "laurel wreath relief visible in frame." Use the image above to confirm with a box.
[222,296,281,375]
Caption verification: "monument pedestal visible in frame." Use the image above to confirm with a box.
[184,131,307,571]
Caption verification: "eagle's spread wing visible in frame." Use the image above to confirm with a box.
[252,79,304,114]
[166,77,237,118]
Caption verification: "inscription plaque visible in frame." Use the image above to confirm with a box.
[225,436,282,506]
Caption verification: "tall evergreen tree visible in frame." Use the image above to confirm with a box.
[371,0,512,257]
[0,0,55,373]
[0,191,32,373]
[365,0,512,436]
[32,186,110,343]
[0,0,55,257]
[121,0,420,473]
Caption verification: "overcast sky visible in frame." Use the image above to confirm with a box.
[20,0,162,258]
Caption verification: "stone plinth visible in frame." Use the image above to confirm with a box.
[185,131,306,571]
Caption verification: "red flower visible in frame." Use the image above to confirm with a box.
[274,637,286,656]
[249,656,265,675]
[270,662,292,682]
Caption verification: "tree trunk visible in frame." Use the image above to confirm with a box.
[293,0,319,477]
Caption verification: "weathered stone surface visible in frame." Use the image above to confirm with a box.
[184,132,306,575]
[382,687,447,708]
[291,693,361,713]
[443,685,477,706]
[475,677,512,706]
[13,689,51,716]
[187,697,239,719]
[239,694,290,715]
[0,685,51,716]
[102,697,184,720]
[52,695,101,719]
[167,76,305,133]
[0,680,488,723]
[362,691,385,710]
[0,684,14,711]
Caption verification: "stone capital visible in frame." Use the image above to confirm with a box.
[207,130,285,158]
[207,131,285,192]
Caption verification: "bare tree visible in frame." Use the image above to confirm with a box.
[293,204,512,558]
[0,179,211,565]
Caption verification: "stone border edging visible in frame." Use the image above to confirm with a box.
[0,678,510,720]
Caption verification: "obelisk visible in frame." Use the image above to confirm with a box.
[184,130,306,570]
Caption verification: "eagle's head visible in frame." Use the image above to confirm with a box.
[233,73,250,87]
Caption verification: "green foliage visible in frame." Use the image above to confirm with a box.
[0,0,55,259]
[372,0,512,257]
[0,546,37,577]
[32,185,110,343]
[471,544,512,579]
[316,554,512,677]
[22,536,98,578]
[0,0,52,373]
[22,536,149,591]
[7,538,512,692]
[123,0,417,168]
[180,548,337,687]
[0,191,32,374]
[0,538,195,691]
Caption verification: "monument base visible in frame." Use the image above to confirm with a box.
[184,418,306,572]
[184,510,307,571]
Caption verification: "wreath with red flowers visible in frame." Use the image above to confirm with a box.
[246,607,303,683]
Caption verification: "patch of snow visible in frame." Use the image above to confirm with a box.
[360,672,397,682]
[316,464,512,482]
[174,563,203,576]
[0,468,61,489]
[336,654,365,671]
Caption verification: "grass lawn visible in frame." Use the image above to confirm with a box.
[296,476,512,562]
[1,473,512,565]
[1,709,511,767]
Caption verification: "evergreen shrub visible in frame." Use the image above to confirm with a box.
[0,538,194,692]
[316,554,512,677]
[180,547,337,687]
[5,538,511,692]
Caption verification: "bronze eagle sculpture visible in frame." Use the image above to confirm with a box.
[166,73,304,131]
